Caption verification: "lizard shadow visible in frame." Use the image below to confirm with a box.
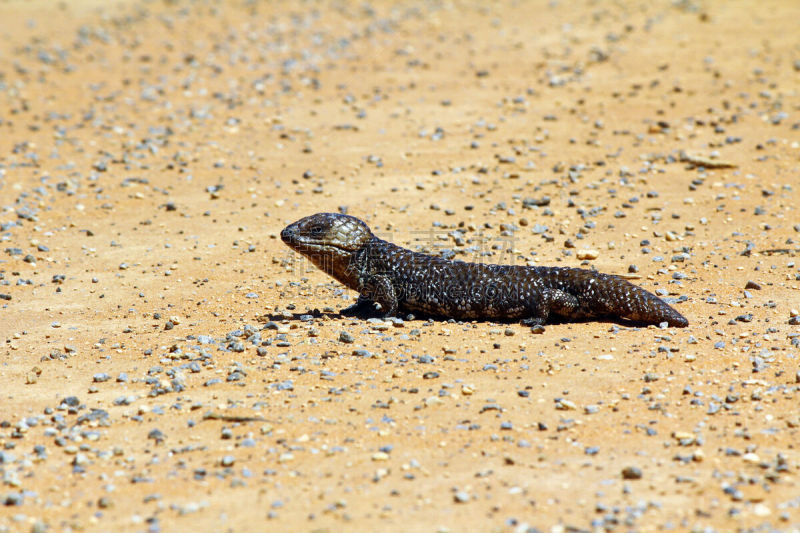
[258,309,338,323]
[544,315,661,329]
[259,308,657,329]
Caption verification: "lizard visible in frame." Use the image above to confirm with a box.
[280,212,689,327]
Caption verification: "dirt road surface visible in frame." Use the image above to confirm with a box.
[1,1,800,531]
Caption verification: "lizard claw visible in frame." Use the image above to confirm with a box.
[340,297,378,317]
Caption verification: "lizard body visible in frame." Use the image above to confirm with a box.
[280,213,688,327]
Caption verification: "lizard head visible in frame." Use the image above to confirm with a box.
[281,213,373,284]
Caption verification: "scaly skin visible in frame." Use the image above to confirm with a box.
[280,213,689,327]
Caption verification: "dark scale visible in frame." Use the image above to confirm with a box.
[281,213,688,327]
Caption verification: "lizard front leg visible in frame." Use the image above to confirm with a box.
[359,274,398,317]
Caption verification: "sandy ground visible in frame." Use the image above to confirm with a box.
[1,1,800,531]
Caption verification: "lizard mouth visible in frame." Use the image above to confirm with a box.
[281,231,351,256]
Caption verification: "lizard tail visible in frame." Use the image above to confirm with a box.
[557,268,689,327]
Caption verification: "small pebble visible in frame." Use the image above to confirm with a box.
[453,491,470,503]
[576,249,600,260]
[621,466,643,480]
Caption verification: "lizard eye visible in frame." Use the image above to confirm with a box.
[309,225,325,237]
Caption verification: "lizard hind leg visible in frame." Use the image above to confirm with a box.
[541,288,583,321]
[521,288,580,326]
